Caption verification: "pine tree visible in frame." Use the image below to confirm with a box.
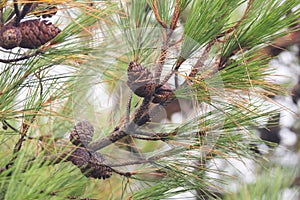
[0,0,299,199]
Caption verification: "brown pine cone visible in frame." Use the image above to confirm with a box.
[152,84,175,104]
[69,147,90,167]
[70,121,94,147]
[69,148,112,179]
[19,19,61,49]
[82,152,112,179]
[0,25,22,49]
[127,61,156,97]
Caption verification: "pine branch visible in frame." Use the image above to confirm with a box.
[88,129,128,151]
[217,0,254,39]
[0,50,42,63]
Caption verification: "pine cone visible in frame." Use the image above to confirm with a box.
[82,152,112,179]
[127,61,156,97]
[0,25,22,49]
[19,19,60,49]
[152,84,175,104]
[69,147,90,167]
[70,148,112,180]
[70,121,94,147]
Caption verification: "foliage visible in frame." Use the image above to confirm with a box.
[0,0,299,199]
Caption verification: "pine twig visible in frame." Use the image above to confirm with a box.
[19,3,33,20]
[88,95,154,152]
[0,50,42,63]
[129,128,179,141]
[88,129,128,151]
[13,0,20,25]
[168,0,254,87]
[169,0,254,87]
[2,120,22,134]
[170,0,180,30]
[8,113,37,165]
[131,134,168,141]
[151,0,167,29]
[154,39,169,84]
[187,40,216,79]
[126,93,132,123]
[133,97,151,124]
[153,0,181,84]
[216,0,254,39]
[89,127,177,151]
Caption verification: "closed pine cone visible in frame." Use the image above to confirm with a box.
[70,121,94,147]
[152,83,175,104]
[69,148,112,179]
[127,61,156,97]
[19,19,60,49]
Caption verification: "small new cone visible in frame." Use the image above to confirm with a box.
[19,19,60,49]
